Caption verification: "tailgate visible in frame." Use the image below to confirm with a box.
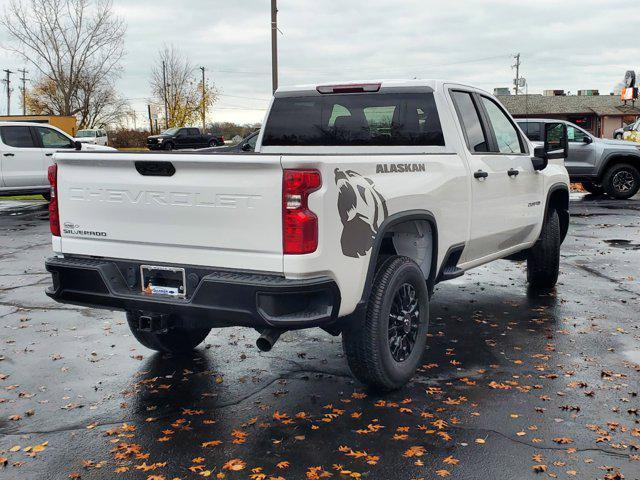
[55,152,284,273]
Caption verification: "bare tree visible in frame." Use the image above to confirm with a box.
[150,46,217,128]
[1,0,127,126]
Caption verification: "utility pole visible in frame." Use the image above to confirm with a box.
[2,69,14,115]
[162,61,169,129]
[271,0,278,94]
[512,53,521,95]
[199,66,206,131]
[18,68,29,115]
[147,105,154,134]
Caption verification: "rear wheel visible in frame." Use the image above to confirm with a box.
[163,142,174,151]
[527,209,560,290]
[581,181,604,195]
[208,140,217,147]
[342,256,429,391]
[126,311,210,354]
[603,163,640,199]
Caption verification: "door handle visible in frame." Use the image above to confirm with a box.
[45,153,53,157]
[474,170,489,179]
[3,153,14,157]
[507,168,520,177]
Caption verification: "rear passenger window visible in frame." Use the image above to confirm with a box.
[480,97,523,154]
[451,91,488,152]
[0,126,36,148]
[262,93,445,147]
[519,122,541,142]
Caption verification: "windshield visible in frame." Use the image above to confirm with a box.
[76,130,97,137]
[162,128,180,135]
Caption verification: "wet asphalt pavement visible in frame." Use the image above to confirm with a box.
[0,195,639,480]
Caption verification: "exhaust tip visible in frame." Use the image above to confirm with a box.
[256,337,273,352]
[256,329,283,352]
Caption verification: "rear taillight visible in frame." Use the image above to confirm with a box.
[48,164,60,237]
[283,169,321,255]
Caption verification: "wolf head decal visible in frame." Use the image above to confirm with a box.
[334,168,388,258]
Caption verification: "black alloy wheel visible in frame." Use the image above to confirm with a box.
[388,283,420,362]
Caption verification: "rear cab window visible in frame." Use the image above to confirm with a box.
[450,91,489,153]
[262,92,445,147]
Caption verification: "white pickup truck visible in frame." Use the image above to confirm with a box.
[45,80,570,390]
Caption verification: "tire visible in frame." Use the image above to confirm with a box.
[581,181,604,195]
[342,256,430,391]
[126,311,210,354]
[602,163,640,199]
[163,142,174,151]
[527,208,560,290]
[208,140,217,147]
[614,133,623,140]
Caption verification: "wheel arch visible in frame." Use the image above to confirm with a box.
[359,210,439,306]
[597,153,640,179]
[545,183,569,243]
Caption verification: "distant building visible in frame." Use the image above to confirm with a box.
[498,94,640,138]
[0,115,77,136]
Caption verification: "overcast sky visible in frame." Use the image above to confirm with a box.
[0,0,638,126]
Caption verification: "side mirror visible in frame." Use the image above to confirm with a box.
[241,143,252,152]
[583,136,593,144]
[74,141,83,151]
[532,147,548,171]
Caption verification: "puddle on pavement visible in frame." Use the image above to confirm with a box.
[604,239,640,250]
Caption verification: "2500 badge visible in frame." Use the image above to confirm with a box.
[63,223,108,237]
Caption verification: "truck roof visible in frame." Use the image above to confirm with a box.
[275,79,487,96]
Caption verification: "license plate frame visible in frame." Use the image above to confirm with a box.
[140,265,187,298]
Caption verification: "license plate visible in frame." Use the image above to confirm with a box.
[141,265,186,298]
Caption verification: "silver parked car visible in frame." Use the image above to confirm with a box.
[518,119,640,199]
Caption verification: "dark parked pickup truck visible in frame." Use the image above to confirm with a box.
[147,127,224,151]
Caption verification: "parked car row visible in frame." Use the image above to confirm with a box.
[0,122,115,198]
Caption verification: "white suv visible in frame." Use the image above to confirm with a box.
[0,122,115,198]
[75,129,109,146]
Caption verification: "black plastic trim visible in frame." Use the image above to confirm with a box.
[436,243,466,282]
[135,161,176,176]
[356,210,439,309]
[544,183,570,243]
[45,256,341,329]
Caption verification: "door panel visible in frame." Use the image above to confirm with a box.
[0,126,44,188]
[450,91,543,263]
[565,125,596,174]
